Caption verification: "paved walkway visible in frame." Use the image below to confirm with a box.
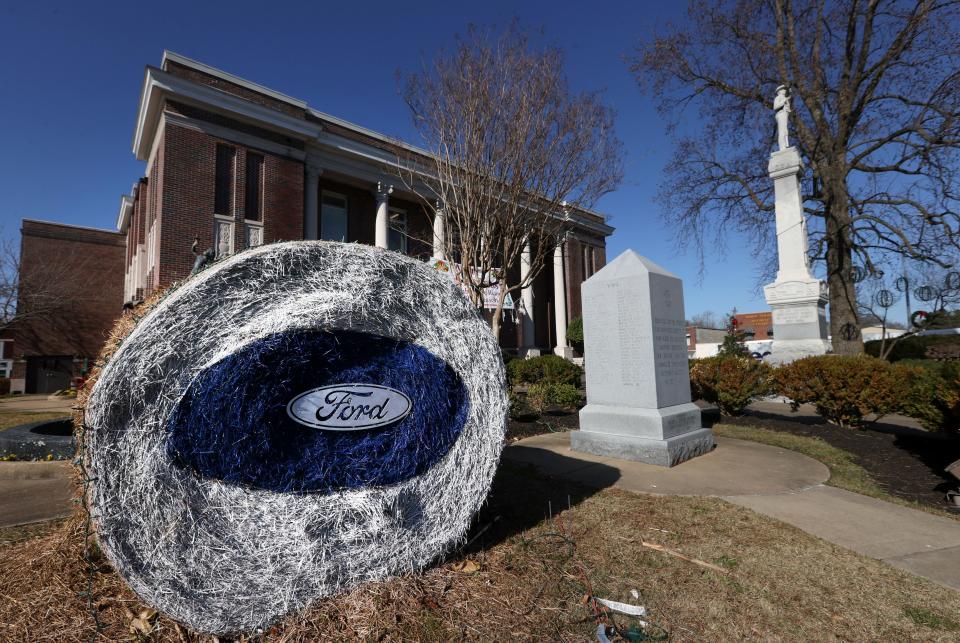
[0,462,73,528]
[0,394,75,414]
[504,432,960,592]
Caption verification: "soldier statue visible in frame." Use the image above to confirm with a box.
[774,85,791,150]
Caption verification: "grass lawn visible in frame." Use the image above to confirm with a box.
[0,411,71,432]
[2,462,959,641]
[712,423,959,520]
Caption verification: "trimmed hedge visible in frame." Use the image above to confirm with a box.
[687,353,959,432]
[689,356,773,416]
[864,334,960,362]
[506,354,583,387]
[893,361,960,433]
[527,382,582,412]
[566,316,584,354]
[775,355,906,427]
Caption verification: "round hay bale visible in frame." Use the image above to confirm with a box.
[83,241,507,635]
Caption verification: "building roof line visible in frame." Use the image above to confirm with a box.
[161,50,307,109]
[136,51,614,232]
[23,219,125,236]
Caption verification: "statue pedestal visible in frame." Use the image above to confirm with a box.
[764,278,831,364]
[763,147,831,364]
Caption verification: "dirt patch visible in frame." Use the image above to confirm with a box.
[507,409,579,442]
[716,405,960,511]
[3,464,960,641]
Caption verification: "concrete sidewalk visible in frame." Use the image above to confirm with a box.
[504,432,960,592]
[0,394,75,414]
[0,462,74,528]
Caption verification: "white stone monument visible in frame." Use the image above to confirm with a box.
[763,86,831,363]
[570,250,714,467]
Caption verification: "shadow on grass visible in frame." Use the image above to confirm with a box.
[460,450,620,557]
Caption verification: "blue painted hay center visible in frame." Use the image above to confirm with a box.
[166,328,469,493]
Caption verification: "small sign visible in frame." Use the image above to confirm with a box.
[287,384,412,431]
[428,258,514,310]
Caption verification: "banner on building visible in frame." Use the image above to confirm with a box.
[428,258,514,310]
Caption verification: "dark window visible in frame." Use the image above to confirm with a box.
[321,192,348,242]
[214,144,235,215]
[245,153,264,221]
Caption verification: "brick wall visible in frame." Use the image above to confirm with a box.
[734,311,774,340]
[154,119,303,289]
[563,236,604,321]
[12,221,125,363]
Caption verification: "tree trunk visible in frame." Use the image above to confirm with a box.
[823,177,864,355]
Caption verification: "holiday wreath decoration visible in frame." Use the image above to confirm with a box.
[83,241,508,635]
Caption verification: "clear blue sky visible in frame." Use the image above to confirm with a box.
[0,0,773,319]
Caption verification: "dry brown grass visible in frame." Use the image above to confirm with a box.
[2,462,959,641]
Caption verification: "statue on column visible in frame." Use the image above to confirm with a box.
[774,85,791,150]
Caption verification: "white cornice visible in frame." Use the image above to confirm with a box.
[162,51,307,109]
[116,194,134,232]
[132,67,321,160]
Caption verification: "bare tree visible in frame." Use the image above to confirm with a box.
[857,271,914,358]
[688,310,721,328]
[400,24,623,340]
[631,0,960,355]
[0,236,18,330]
[908,259,960,312]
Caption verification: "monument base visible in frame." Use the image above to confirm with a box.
[765,338,832,365]
[571,427,715,467]
[573,402,715,467]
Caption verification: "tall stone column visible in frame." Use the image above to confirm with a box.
[553,241,574,358]
[374,182,393,249]
[304,166,322,240]
[763,147,830,363]
[432,203,445,259]
[520,239,539,356]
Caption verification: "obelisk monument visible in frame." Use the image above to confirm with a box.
[571,251,714,467]
[763,86,831,363]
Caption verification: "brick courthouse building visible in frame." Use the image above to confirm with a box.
[121,52,612,351]
[12,51,613,391]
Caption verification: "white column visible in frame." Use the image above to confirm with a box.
[553,240,573,358]
[304,166,321,240]
[374,182,393,249]
[520,239,539,356]
[768,148,812,282]
[432,202,446,259]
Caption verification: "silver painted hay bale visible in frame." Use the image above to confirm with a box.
[84,241,507,635]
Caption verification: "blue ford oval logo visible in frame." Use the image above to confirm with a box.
[287,384,412,430]
[165,329,469,493]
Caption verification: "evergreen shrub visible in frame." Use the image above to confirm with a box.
[688,356,773,416]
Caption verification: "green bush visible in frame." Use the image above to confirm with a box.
[506,354,583,387]
[864,334,960,362]
[527,382,582,412]
[689,356,773,416]
[567,316,584,354]
[774,355,905,427]
[688,359,702,401]
[894,361,960,433]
